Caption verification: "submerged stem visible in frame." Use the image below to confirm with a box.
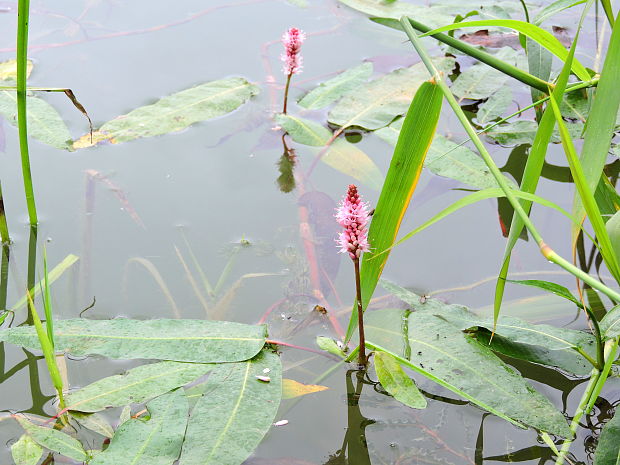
[354,258,366,366]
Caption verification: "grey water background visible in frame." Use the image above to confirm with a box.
[0,0,618,463]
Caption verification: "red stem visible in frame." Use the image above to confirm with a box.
[353,258,366,366]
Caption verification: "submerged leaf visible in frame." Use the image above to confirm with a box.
[90,389,189,465]
[298,62,373,109]
[65,361,213,412]
[0,319,267,363]
[374,351,426,409]
[11,434,43,465]
[282,378,329,399]
[179,350,282,465]
[15,416,88,462]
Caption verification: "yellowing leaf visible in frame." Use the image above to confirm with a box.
[282,378,329,399]
[0,59,33,81]
[72,130,115,149]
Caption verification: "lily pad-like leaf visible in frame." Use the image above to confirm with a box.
[600,305,620,341]
[15,416,88,462]
[282,378,329,399]
[11,434,43,465]
[275,114,383,189]
[327,57,455,131]
[179,350,282,465]
[65,361,213,412]
[298,62,373,109]
[0,319,267,363]
[0,91,72,150]
[366,309,571,437]
[76,77,259,148]
[594,407,620,465]
[70,412,114,438]
[374,351,426,409]
[90,389,189,465]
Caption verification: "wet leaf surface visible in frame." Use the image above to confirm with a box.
[594,407,620,465]
[374,351,427,409]
[10,434,43,465]
[15,416,88,462]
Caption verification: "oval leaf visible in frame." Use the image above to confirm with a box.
[374,351,427,409]
[179,350,282,465]
[11,434,43,465]
[15,416,88,462]
[298,62,373,109]
[0,319,267,363]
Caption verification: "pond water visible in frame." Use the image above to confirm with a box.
[0,0,618,464]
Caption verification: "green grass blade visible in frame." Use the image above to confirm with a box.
[419,19,590,81]
[572,13,620,250]
[42,247,53,348]
[344,79,443,344]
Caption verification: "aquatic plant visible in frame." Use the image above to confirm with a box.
[281,27,305,114]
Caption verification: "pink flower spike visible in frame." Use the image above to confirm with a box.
[335,185,371,260]
[281,27,305,76]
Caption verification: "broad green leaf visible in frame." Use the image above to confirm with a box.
[282,378,329,399]
[0,319,267,363]
[70,411,114,437]
[420,20,590,81]
[275,114,383,189]
[573,14,620,245]
[374,351,426,409]
[606,210,620,264]
[376,123,506,189]
[0,91,72,150]
[477,86,513,125]
[316,336,347,358]
[76,78,259,148]
[298,62,373,109]
[380,279,468,313]
[506,279,582,307]
[327,57,454,130]
[338,0,455,26]
[65,361,213,412]
[0,59,32,81]
[90,389,188,465]
[594,407,620,465]
[451,47,516,100]
[486,120,539,145]
[15,416,88,462]
[179,350,282,465]
[600,305,620,340]
[345,80,443,343]
[533,0,586,24]
[11,434,43,465]
[365,309,571,437]
[526,38,552,105]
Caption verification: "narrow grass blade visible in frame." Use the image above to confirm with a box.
[344,80,443,344]
[42,247,53,348]
[125,257,181,318]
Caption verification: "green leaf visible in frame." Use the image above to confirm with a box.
[594,407,620,465]
[505,279,582,307]
[345,80,443,344]
[451,47,516,100]
[365,309,571,437]
[70,412,114,438]
[533,0,587,25]
[526,38,552,105]
[78,77,259,147]
[178,350,282,465]
[11,434,43,465]
[15,416,88,462]
[606,210,620,264]
[298,62,373,109]
[485,120,539,145]
[327,57,454,130]
[90,389,189,465]
[0,319,267,363]
[65,361,213,412]
[374,351,427,409]
[275,114,383,189]
[600,305,620,341]
[316,336,347,358]
[0,91,72,150]
[477,86,513,125]
[420,20,590,81]
[338,0,455,26]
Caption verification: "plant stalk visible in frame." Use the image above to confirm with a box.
[282,73,292,114]
[354,257,366,366]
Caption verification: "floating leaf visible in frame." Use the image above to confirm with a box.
[0,319,267,363]
[366,309,571,437]
[90,389,189,465]
[594,407,620,465]
[15,416,88,462]
[600,305,620,341]
[327,57,454,130]
[76,77,259,148]
[316,336,347,358]
[11,434,43,465]
[298,62,373,109]
[70,412,114,438]
[282,378,329,399]
[477,86,513,125]
[374,351,426,409]
[179,350,282,465]
[275,114,383,189]
[65,361,213,412]
[486,120,538,145]
[0,59,32,81]
[451,47,516,100]
[506,279,581,306]
[0,91,72,150]
[338,0,455,26]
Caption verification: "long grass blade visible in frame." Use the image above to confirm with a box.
[42,247,54,348]
[344,79,443,344]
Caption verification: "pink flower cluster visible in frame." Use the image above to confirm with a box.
[281,27,305,75]
[336,185,371,260]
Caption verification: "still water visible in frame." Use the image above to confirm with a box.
[0,0,617,463]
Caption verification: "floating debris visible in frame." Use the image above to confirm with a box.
[273,420,289,427]
[256,375,271,383]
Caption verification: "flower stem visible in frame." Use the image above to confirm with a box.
[282,73,292,114]
[354,257,366,366]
